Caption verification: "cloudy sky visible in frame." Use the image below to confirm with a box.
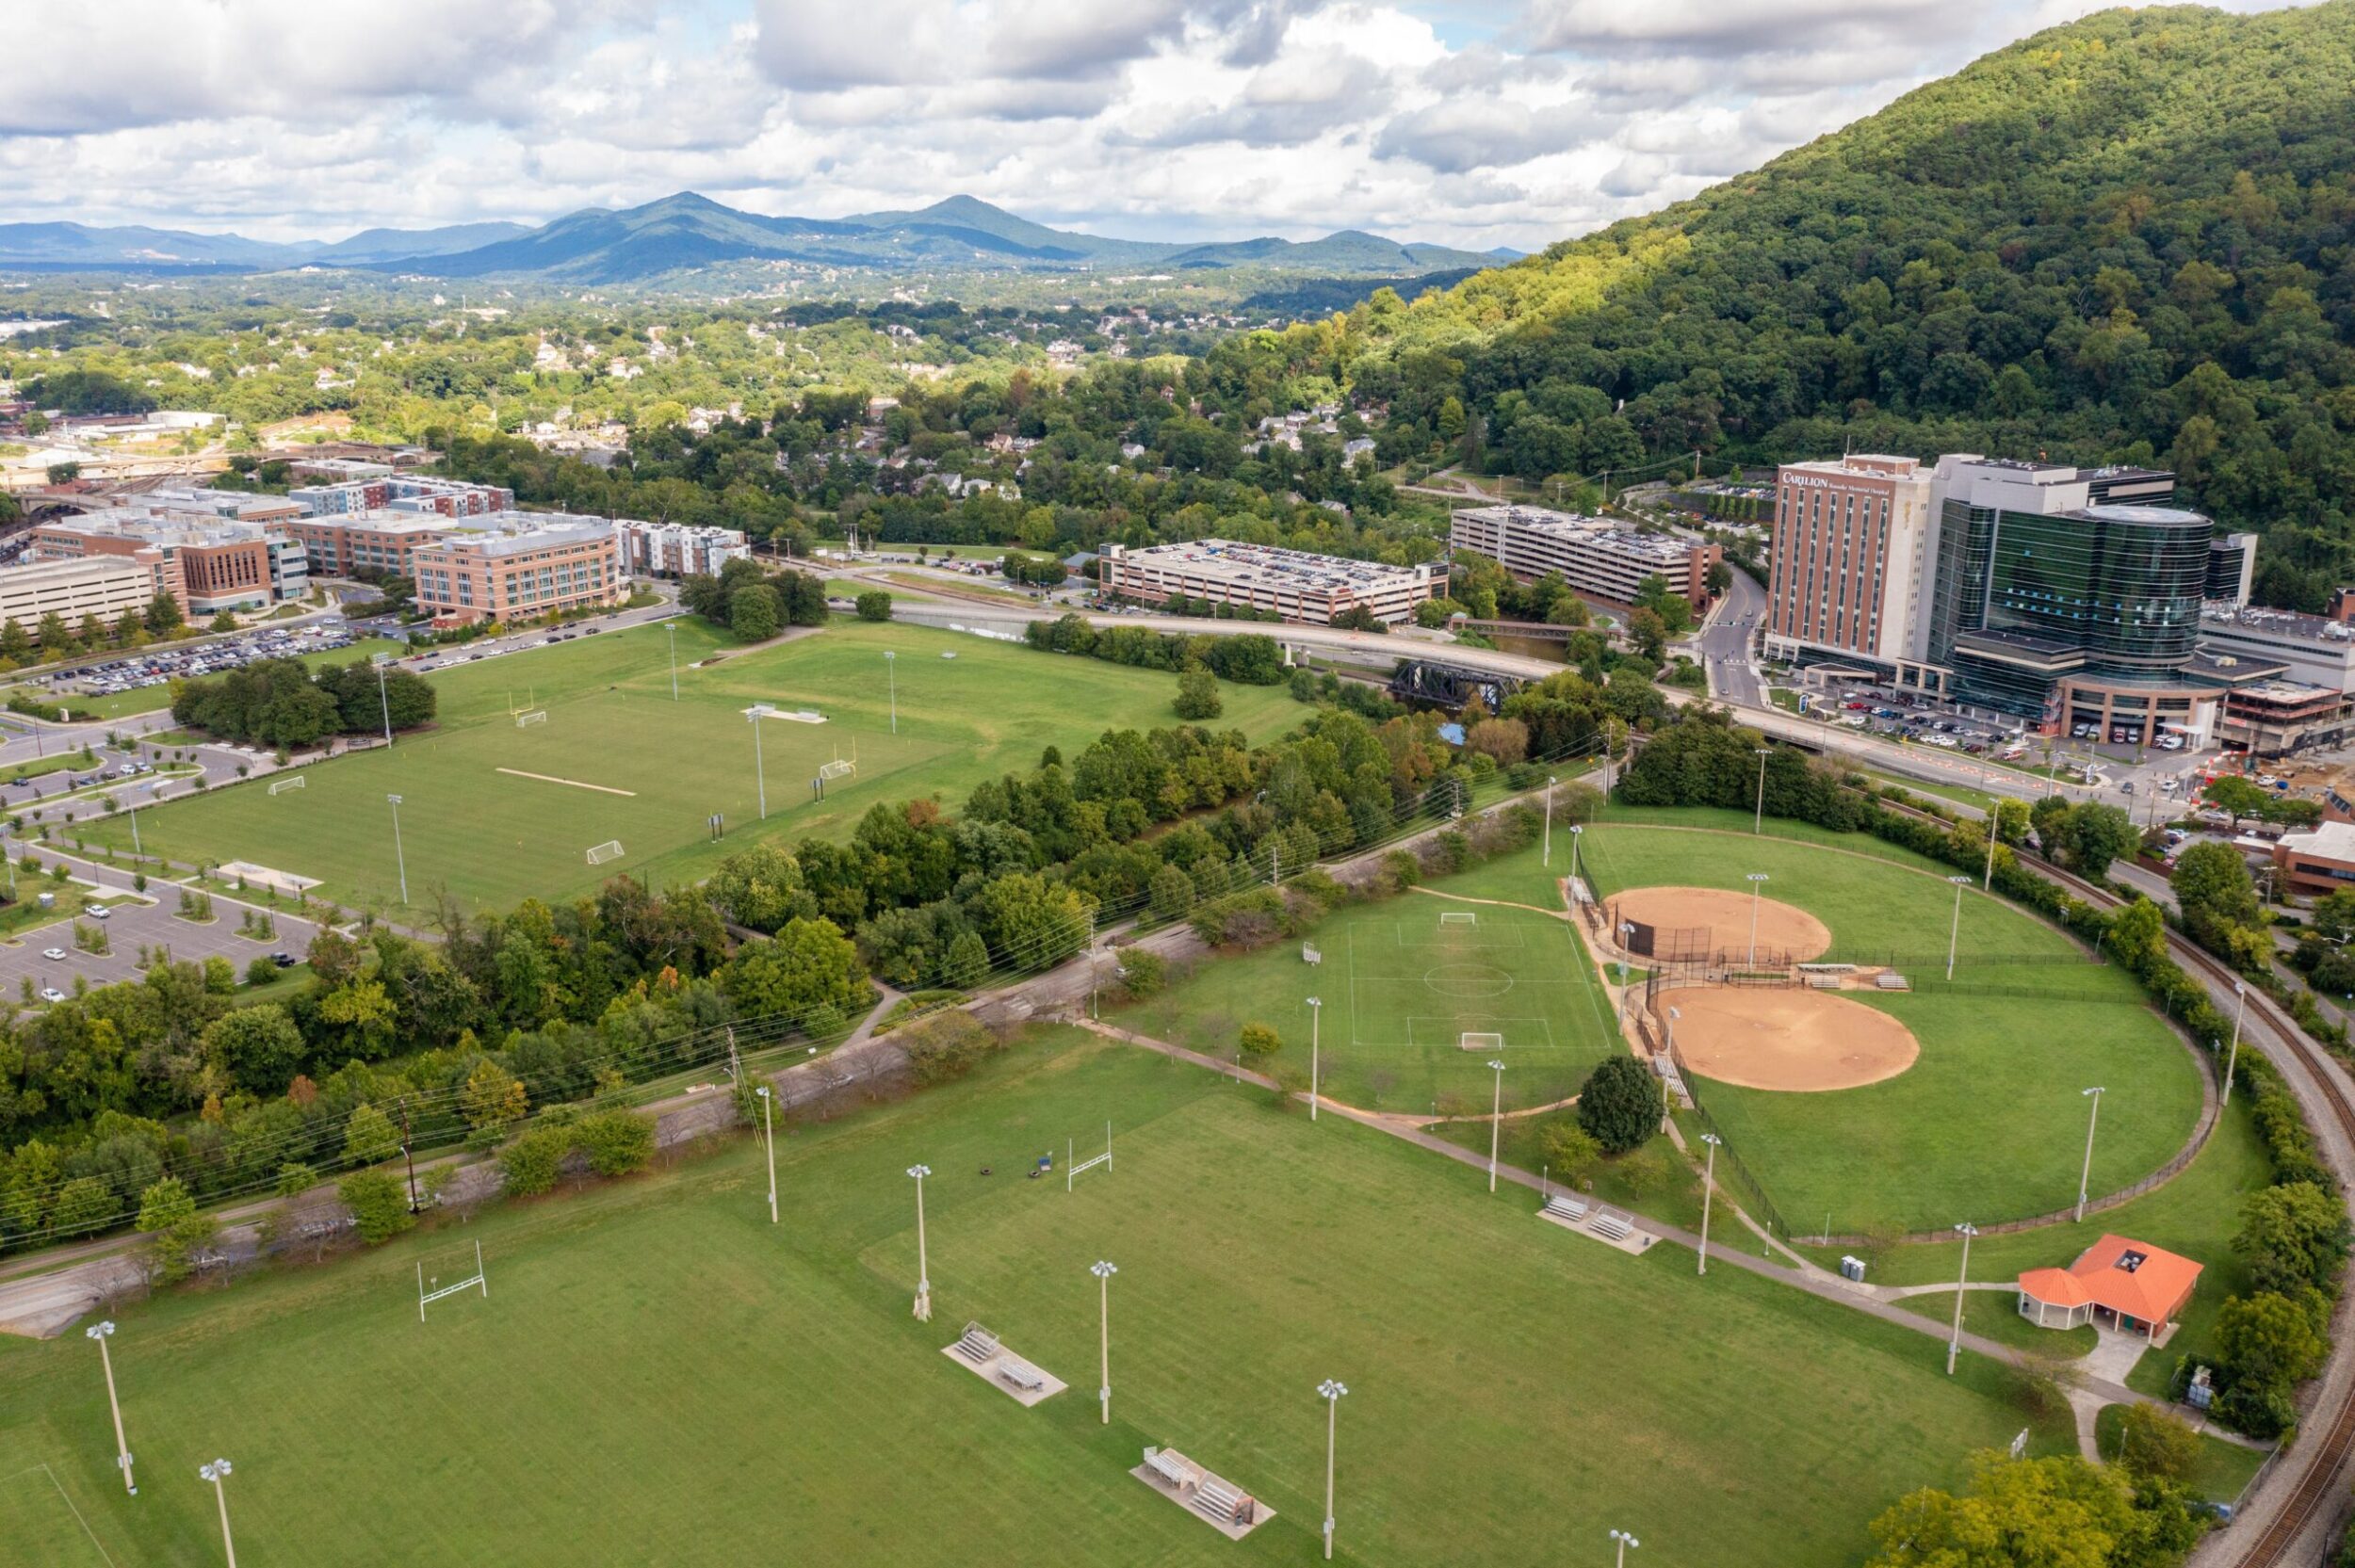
[0,0,2312,251]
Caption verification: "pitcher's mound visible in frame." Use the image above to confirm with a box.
[1613,885,1832,964]
[1669,987,1919,1092]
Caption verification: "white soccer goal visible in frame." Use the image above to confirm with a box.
[1067,1122,1113,1192]
[585,840,625,865]
[417,1240,489,1322]
[1439,910,1479,928]
[515,709,547,728]
[267,774,306,796]
[1459,1031,1506,1054]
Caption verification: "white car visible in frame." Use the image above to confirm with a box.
[88,904,109,920]
[39,987,64,1004]
[41,946,67,961]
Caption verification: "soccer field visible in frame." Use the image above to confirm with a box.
[78,620,1305,916]
[1128,896,1620,1114]
[0,1027,2065,1567]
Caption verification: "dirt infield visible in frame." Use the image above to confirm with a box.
[1612,886,1833,963]
[1668,988,1920,1092]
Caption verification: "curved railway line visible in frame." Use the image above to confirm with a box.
[2015,851,2355,1564]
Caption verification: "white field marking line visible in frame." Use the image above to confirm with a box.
[494,768,637,797]
[6,1463,119,1568]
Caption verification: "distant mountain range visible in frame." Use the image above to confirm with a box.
[0,193,1517,283]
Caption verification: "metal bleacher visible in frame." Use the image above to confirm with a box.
[951,1323,999,1365]
[1542,1193,1590,1224]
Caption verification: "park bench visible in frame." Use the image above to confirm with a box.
[951,1323,999,1366]
[1588,1209,1634,1243]
[1543,1194,1590,1223]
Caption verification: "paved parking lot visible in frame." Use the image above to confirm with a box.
[0,847,320,1002]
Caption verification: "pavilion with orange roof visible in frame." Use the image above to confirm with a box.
[2016,1234,2202,1340]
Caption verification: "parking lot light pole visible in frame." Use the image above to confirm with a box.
[385,794,408,906]
[1945,875,1973,980]
[1610,1528,1640,1567]
[746,705,771,819]
[1746,872,1769,965]
[665,622,678,702]
[1697,1133,1722,1275]
[2223,981,2247,1107]
[85,1320,135,1495]
[1946,1222,1978,1375]
[756,1085,776,1224]
[1486,1059,1506,1192]
[2075,1088,2106,1222]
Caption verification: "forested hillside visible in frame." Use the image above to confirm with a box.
[1279,2,2355,607]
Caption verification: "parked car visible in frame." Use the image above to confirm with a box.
[269,952,297,968]
[88,905,109,920]
[39,988,64,1004]
[41,947,66,961]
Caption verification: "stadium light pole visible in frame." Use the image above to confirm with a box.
[1665,1006,1681,1059]
[756,1085,777,1224]
[1946,1221,1978,1375]
[1542,774,1557,866]
[906,1164,933,1321]
[385,793,408,906]
[1746,872,1769,965]
[885,650,897,735]
[1945,875,1973,980]
[747,705,770,819]
[2075,1087,2106,1222]
[1982,805,2000,890]
[372,653,395,748]
[85,1320,135,1495]
[199,1459,236,1567]
[2222,981,2247,1108]
[1486,1059,1506,1192]
[1568,823,1584,887]
[1752,746,1771,833]
[1610,1528,1640,1566]
[664,622,678,702]
[1697,1132,1722,1276]
[1091,1260,1116,1425]
[1306,996,1323,1122]
[1317,1379,1348,1561]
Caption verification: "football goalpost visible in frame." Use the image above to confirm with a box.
[1067,1122,1113,1192]
[515,710,547,728]
[1458,1031,1505,1054]
[417,1240,488,1322]
[267,774,306,796]
[586,840,625,866]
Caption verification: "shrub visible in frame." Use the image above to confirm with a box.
[1114,947,1167,999]
[1239,1021,1282,1059]
[337,1169,414,1245]
[574,1109,658,1177]
[496,1126,571,1198]
[900,1011,1001,1085]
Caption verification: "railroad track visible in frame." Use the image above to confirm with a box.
[2024,852,2355,1563]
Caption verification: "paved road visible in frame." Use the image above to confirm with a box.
[1698,564,1766,708]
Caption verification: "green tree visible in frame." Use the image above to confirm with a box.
[2203,775,2270,831]
[53,1175,118,1237]
[1625,606,1667,662]
[337,1169,414,1245]
[137,1176,217,1284]
[1865,1453,2136,1568]
[2215,1290,2327,1390]
[574,1110,657,1176]
[940,929,989,989]
[202,1003,306,1092]
[2105,1403,2202,1482]
[729,582,781,641]
[2171,841,2263,936]
[722,916,869,1020]
[143,594,183,638]
[461,1059,528,1134]
[341,1103,402,1166]
[1174,667,1223,720]
[1535,1118,1601,1184]
[1239,1022,1281,1059]
[1575,1055,1662,1154]
[2232,1181,2351,1298]
[2065,802,2139,880]
[709,843,814,932]
[853,590,893,622]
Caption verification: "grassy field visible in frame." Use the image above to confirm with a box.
[76,620,1304,916]
[1572,823,2208,1235]
[0,1026,2070,1567]
[1134,813,2207,1236]
[1121,892,1620,1115]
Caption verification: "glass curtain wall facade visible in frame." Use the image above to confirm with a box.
[1925,502,1995,666]
[1983,506,2208,671]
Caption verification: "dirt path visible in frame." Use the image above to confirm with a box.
[1408,887,1573,921]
